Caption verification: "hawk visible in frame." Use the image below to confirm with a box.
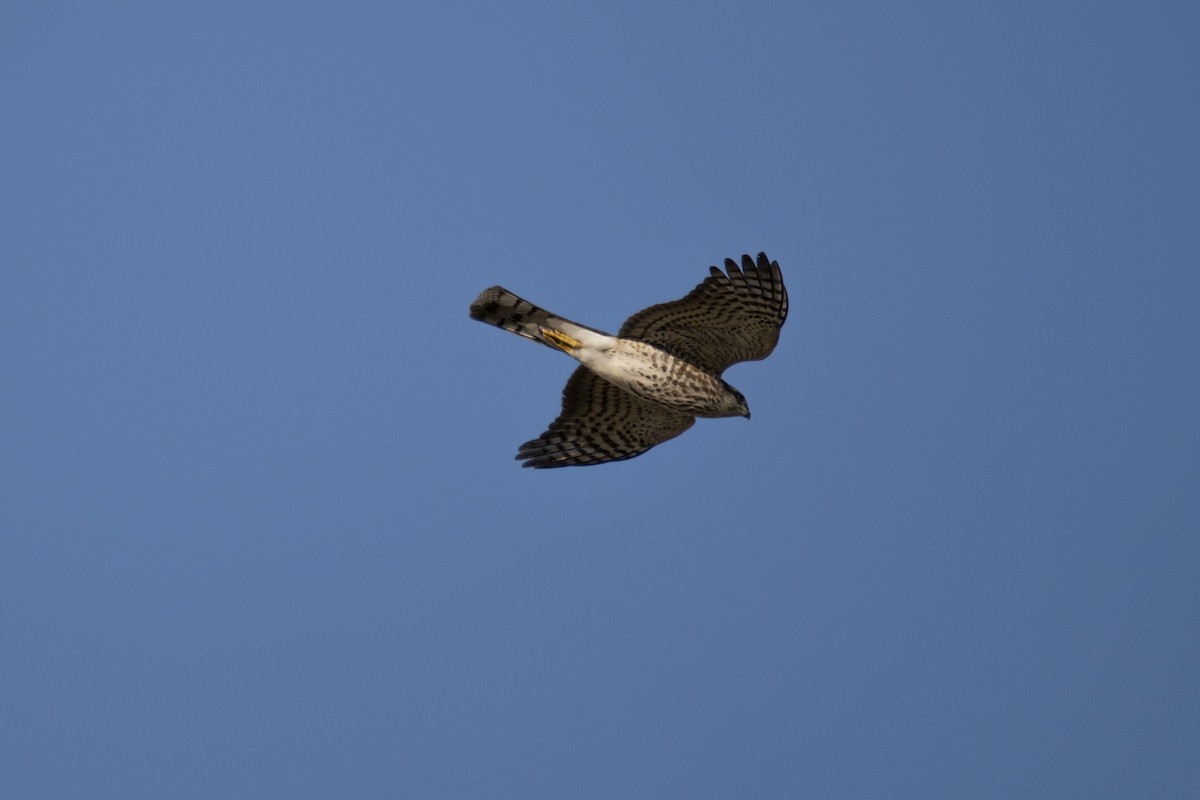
[469,252,788,468]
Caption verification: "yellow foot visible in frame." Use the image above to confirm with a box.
[541,327,582,354]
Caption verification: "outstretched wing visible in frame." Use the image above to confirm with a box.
[618,252,788,374]
[517,367,695,468]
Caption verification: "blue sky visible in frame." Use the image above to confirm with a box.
[3,1,1198,797]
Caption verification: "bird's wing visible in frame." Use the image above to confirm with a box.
[617,252,788,374]
[517,367,695,468]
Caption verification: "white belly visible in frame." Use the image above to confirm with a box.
[576,339,733,416]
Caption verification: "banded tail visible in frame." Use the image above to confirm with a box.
[469,286,608,350]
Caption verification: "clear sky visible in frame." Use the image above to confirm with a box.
[3,2,1198,798]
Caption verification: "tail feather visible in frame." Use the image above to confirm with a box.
[469,286,603,349]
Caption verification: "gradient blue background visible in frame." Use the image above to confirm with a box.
[3,2,1198,797]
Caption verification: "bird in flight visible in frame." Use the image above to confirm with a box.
[469,252,788,467]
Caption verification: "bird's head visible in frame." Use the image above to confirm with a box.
[722,382,751,419]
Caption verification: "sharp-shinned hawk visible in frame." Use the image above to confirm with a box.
[469,252,788,467]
